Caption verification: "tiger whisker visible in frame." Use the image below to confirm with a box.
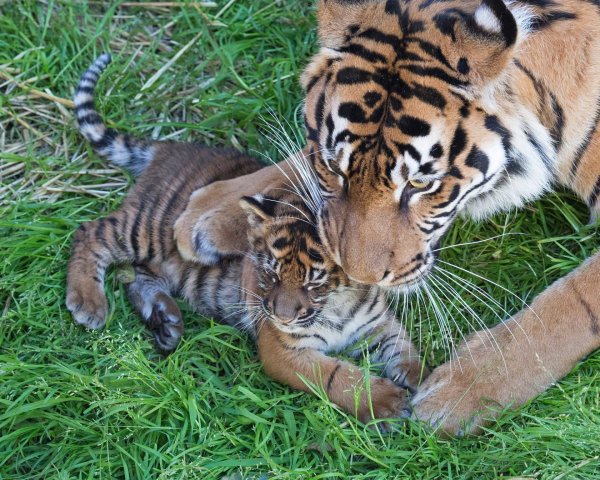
[433,232,525,252]
[437,258,545,331]
[431,269,502,350]
[423,281,461,371]
[434,264,533,347]
[432,272,509,374]
[429,275,480,368]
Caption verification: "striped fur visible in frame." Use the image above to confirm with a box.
[173,0,600,434]
[67,55,427,423]
[297,0,600,287]
[74,54,154,176]
[299,0,600,434]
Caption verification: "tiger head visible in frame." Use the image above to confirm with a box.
[240,192,349,333]
[301,0,553,287]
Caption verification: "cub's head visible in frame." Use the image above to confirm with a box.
[301,0,543,287]
[240,192,347,333]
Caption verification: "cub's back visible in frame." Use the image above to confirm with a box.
[120,144,263,263]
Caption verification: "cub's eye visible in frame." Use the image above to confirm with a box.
[305,282,324,291]
[408,179,431,189]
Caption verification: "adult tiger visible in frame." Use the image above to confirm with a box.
[175,0,600,435]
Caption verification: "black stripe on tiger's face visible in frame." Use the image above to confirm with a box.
[240,192,348,334]
[299,0,555,288]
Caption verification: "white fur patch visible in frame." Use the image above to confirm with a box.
[390,159,405,202]
[73,92,93,105]
[464,109,556,219]
[403,150,421,175]
[80,123,105,142]
[474,4,502,33]
[506,1,535,40]
[338,142,353,174]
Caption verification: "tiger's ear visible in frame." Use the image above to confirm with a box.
[239,195,274,229]
[449,0,525,94]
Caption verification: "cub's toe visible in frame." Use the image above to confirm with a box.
[66,287,108,330]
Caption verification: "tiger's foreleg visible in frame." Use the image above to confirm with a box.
[66,213,132,329]
[257,320,410,424]
[126,266,184,352]
[175,157,296,264]
[412,252,600,436]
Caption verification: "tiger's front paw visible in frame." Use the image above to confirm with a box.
[66,282,108,329]
[174,210,224,265]
[411,361,500,436]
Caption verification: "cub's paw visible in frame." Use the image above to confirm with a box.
[66,283,108,329]
[388,358,430,394]
[145,292,183,353]
[358,377,411,424]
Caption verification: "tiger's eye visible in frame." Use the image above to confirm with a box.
[408,179,431,189]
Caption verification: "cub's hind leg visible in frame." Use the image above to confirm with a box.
[66,212,132,329]
[126,266,183,352]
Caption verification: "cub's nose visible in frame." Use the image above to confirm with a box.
[272,297,307,324]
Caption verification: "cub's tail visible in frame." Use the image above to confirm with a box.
[74,53,154,177]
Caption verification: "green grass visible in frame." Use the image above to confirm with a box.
[1,1,599,478]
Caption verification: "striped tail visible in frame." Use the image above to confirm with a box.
[74,53,155,177]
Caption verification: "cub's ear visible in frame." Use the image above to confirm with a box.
[239,195,275,228]
[446,0,525,94]
[317,0,378,49]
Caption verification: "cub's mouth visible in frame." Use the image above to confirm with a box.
[261,303,319,333]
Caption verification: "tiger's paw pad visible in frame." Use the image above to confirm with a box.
[66,286,108,330]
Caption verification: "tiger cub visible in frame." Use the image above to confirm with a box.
[67,54,427,422]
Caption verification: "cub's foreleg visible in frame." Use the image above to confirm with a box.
[257,321,410,424]
[360,312,429,393]
[66,212,132,329]
[412,252,600,436]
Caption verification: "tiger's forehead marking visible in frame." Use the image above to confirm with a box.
[407,121,445,178]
